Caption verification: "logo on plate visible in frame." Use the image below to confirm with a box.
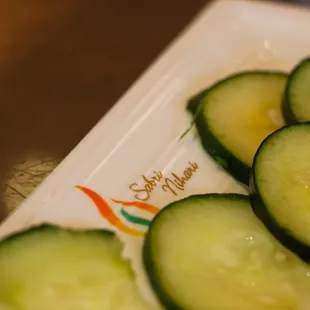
[76,186,160,236]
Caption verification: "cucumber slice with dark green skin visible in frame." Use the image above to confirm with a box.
[144,194,310,310]
[0,225,157,310]
[251,123,310,262]
[283,57,310,123]
[187,71,287,185]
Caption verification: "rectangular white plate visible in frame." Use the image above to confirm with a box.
[1,0,310,305]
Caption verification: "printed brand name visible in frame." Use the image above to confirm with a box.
[75,160,199,236]
[129,161,198,201]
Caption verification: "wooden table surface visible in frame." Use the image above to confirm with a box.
[0,0,307,221]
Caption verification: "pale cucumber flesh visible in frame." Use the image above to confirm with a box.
[254,124,310,246]
[0,226,156,310]
[286,58,310,122]
[204,73,287,166]
[145,194,310,310]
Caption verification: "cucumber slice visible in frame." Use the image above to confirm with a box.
[0,225,156,310]
[144,194,310,310]
[284,57,310,123]
[251,123,310,262]
[188,72,287,184]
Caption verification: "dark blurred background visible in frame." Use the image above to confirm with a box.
[0,0,307,220]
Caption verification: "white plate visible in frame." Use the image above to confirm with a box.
[1,0,310,305]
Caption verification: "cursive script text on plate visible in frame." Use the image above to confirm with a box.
[129,161,198,201]
[162,161,198,196]
[129,171,163,201]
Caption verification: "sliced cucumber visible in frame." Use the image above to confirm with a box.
[284,57,310,123]
[144,194,310,310]
[0,225,156,310]
[251,123,310,262]
[187,71,287,184]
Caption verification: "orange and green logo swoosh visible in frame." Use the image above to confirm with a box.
[76,186,160,236]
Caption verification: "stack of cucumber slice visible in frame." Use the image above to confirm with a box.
[143,57,310,309]
[1,58,310,309]
[142,58,310,309]
[187,58,310,185]
[185,57,310,259]
[187,71,288,185]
